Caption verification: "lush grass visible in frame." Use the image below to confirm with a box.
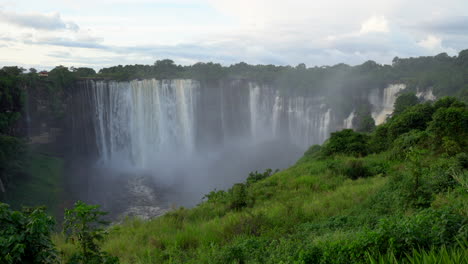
[2,153,64,217]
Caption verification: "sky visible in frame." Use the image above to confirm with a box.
[0,0,467,70]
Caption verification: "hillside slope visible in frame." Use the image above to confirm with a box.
[55,96,468,264]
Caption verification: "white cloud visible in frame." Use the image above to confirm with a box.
[417,35,442,50]
[0,10,79,31]
[1,0,467,69]
[360,15,389,34]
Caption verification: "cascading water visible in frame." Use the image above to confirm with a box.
[343,111,355,129]
[89,79,198,169]
[369,84,405,125]
[247,83,332,147]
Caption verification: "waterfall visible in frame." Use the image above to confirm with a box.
[248,83,332,147]
[370,84,405,125]
[88,79,197,168]
[343,111,355,129]
[80,79,386,169]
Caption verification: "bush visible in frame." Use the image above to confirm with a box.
[228,184,248,210]
[428,105,468,150]
[390,130,430,159]
[304,144,321,158]
[246,169,276,185]
[393,92,419,116]
[387,103,434,140]
[343,159,372,180]
[0,203,57,264]
[63,201,119,264]
[322,129,369,157]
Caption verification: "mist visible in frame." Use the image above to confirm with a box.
[64,66,414,219]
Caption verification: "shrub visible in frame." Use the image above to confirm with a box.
[343,159,372,180]
[393,92,419,116]
[368,123,391,153]
[246,169,277,185]
[387,103,434,139]
[304,144,321,158]
[433,96,466,110]
[228,184,248,210]
[322,129,369,157]
[0,203,57,264]
[428,105,468,150]
[390,130,430,159]
[455,152,468,169]
[355,114,376,133]
[63,201,119,264]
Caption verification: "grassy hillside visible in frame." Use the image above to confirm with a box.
[54,96,468,264]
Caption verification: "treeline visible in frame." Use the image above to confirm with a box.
[94,50,468,99]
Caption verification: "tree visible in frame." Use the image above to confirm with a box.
[0,203,57,264]
[63,201,119,264]
[322,129,369,157]
[356,114,376,133]
[393,93,419,116]
[387,103,434,139]
[428,104,468,151]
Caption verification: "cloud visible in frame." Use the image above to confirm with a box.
[0,10,79,31]
[33,38,106,49]
[417,35,442,50]
[360,15,389,34]
[419,16,468,35]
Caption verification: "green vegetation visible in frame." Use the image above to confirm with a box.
[393,92,419,115]
[0,201,118,264]
[3,154,64,216]
[63,201,119,264]
[46,96,465,263]
[94,50,468,101]
[0,204,57,264]
[0,67,26,194]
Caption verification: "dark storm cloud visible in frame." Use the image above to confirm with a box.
[0,10,79,31]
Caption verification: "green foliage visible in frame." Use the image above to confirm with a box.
[228,184,248,210]
[343,159,372,180]
[387,103,434,140]
[0,67,26,192]
[428,104,468,152]
[0,203,57,264]
[322,129,369,157]
[356,114,376,133]
[246,169,277,185]
[63,201,119,264]
[304,144,322,158]
[393,92,419,115]
[390,130,430,159]
[71,67,96,78]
